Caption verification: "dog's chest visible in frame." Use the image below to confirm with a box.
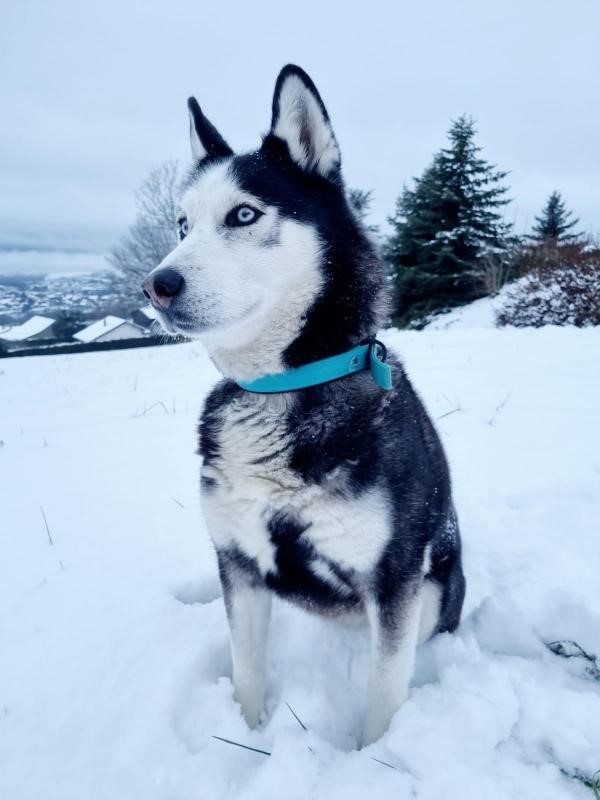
[200,397,391,598]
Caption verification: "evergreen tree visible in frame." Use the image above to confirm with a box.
[385,116,512,327]
[348,188,379,233]
[53,311,87,342]
[531,191,580,243]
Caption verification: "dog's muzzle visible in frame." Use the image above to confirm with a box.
[143,268,184,309]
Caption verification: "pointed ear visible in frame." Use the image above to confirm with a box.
[187,97,233,161]
[270,65,341,180]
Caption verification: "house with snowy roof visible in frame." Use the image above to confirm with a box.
[73,315,148,344]
[0,315,56,342]
[130,306,158,330]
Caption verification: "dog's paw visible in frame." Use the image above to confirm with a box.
[361,712,392,748]
[234,683,265,729]
[361,728,383,748]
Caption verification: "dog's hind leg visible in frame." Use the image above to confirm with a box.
[418,578,442,643]
[218,553,272,728]
[362,578,423,746]
[428,507,466,635]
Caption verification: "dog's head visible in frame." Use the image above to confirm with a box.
[144,65,373,378]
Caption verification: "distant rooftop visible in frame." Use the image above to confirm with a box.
[73,315,132,343]
[0,315,55,341]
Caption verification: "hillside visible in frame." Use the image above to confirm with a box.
[424,296,499,330]
[0,271,133,325]
[1,328,599,799]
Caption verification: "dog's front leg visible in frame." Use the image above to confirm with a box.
[218,553,271,727]
[363,579,423,746]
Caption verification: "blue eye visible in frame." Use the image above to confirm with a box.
[177,217,188,240]
[237,207,256,224]
[225,204,263,227]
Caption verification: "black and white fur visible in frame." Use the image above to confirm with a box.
[143,65,465,746]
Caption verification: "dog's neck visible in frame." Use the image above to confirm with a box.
[202,261,323,381]
[203,240,387,383]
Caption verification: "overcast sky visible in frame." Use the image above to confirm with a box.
[1,0,599,274]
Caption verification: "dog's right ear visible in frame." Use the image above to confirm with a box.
[187,97,233,161]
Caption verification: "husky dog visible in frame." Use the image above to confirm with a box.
[143,65,465,746]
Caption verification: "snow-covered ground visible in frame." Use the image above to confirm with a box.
[425,296,499,329]
[1,328,599,800]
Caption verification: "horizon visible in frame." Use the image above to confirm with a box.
[1,0,599,276]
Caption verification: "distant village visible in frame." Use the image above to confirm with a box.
[0,270,177,357]
[0,307,165,356]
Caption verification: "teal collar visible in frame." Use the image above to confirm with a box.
[237,339,393,394]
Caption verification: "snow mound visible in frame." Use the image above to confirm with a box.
[424,296,499,330]
[1,329,599,799]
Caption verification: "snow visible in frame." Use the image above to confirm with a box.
[1,328,599,800]
[424,296,498,330]
[73,315,145,343]
[0,314,55,341]
[140,304,159,320]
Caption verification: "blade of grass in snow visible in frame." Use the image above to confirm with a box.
[285,702,307,731]
[39,506,53,546]
[563,768,600,798]
[211,735,271,757]
[370,756,399,771]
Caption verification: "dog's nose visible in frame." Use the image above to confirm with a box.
[142,268,184,308]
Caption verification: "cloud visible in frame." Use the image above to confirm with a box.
[1,0,598,270]
[0,249,111,276]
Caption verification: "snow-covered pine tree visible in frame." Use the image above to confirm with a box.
[385,116,512,327]
[348,188,379,234]
[531,191,580,243]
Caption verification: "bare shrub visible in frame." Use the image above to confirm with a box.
[478,246,520,295]
[108,161,181,299]
[496,240,600,327]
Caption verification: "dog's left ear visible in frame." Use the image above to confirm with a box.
[270,65,341,180]
[187,97,233,161]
